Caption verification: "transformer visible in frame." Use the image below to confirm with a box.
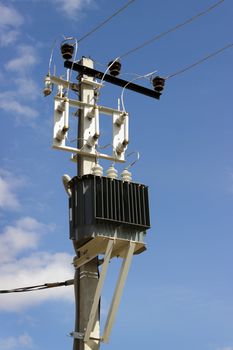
[69,174,150,248]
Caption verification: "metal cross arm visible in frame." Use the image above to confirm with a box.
[64,60,161,99]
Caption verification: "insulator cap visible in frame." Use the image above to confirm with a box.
[108,60,121,76]
[43,87,52,96]
[62,174,72,197]
[61,43,74,60]
[107,166,118,179]
[121,169,132,182]
[43,75,52,96]
[152,76,165,92]
[92,163,103,177]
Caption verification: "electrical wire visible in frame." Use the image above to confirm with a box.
[47,35,78,97]
[48,38,57,75]
[47,0,134,93]
[0,279,74,294]
[77,0,136,43]
[165,41,233,79]
[48,35,72,75]
[63,0,135,94]
[119,0,225,59]
[120,69,157,111]
[95,57,121,99]
[62,37,78,97]
[95,0,224,98]
[125,151,140,169]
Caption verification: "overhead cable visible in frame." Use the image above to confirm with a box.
[166,42,233,79]
[120,0,225,59]
[121,69,157,111]
[78,0,136,43]
[47,1,135,75]
[0,279,74,294]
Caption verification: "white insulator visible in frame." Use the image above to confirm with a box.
[121,168,132,182]
[116,142,126,155]
[57,84,63,97]
[87,109,94,119]
[86,135,97,148]
[57,101,65,113]
[43,75,52,96]
[92,163,103,177]
[56,129,66,141]
[62,174,72,197]
[107,166,118,179]
[115,112,127,126]
[94,106,100,138]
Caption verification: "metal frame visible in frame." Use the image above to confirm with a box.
[72,237,141,344]
[51,76,129,163]
[84,240,114,342]
[102,241,135,343]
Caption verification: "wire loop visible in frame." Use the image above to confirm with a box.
[121,70,157,111]
[125,151,140,169]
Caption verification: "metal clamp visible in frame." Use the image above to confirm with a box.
[69,331,84,339]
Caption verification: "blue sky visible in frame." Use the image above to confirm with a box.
[0,0,233,349]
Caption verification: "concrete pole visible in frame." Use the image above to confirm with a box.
[73,57,100,350]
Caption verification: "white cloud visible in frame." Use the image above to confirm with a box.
[0,217,74,312]
[0,169,22,211]
[0,251,74,311]
[0,7,39,125]
[0,217,43,263]
[18,334,33,348]
[0,3,23,47]
[0,333,33,350]
[0,29,20,47]
[15,78,40,100]
[0,4,23,28]
[52,0,93,18]
[0,45,39,123]
[0,92,39,121]
[218,347,233,350]
[0,78,39,100]
[5,45,38,73]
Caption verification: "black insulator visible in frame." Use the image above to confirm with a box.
[152,76,165,92]
[108,60,121,76]
[61,43,74,60]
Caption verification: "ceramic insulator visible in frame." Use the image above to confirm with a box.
[107,166,118,179]
[121,169,132,182]
[92,163,103,177]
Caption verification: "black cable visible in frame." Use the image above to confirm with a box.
[119,0,225,59]
[78,0,136,43]
[0,279,74,294]
[165,42,233,79]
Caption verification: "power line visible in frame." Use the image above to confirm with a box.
[120,0,225,59]
[165,42,233,79]
[78,0,136,43]
[0,279,74,294]
[48,0,136,74]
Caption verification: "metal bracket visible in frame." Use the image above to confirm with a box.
[64,61,161,99]
[102,241,135,343]
[70,331,84,339]
[53,144,125,163]
[84,239,114,342]
[52,94,128,162]
[72,237,139,344]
